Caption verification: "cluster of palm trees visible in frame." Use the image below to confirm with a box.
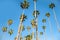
[2,19,13,40]
[15,0,60,40]
[2,0,60,40]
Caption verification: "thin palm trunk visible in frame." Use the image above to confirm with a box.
[48,18,54,40]
[50,0,60,32]
[17,21,22,40]
[34,1,38,40]
[53,9,60,32]
[17,9,25,40]
[32,28,35,40]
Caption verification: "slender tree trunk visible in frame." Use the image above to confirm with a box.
[16,9,24,40]
[17,21,22,40]
[32,31,34,40]
[48,18,54,40]
[34,1,38,40]
[53,9,60,32]
[51,0,60,32]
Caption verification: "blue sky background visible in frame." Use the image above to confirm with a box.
[0,0,60,40]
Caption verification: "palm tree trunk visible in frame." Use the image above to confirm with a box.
[16,20,23,40]
[48,18,54,40]
[53,9,60,32]
[34,1,38,40]
[32,31,34,40]
[16,9,25,40]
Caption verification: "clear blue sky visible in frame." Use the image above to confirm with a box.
[0,0,60,40]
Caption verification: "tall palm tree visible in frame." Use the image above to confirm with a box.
[16,14,27,40]
[46,12,54,40]
[16,0,29,39]
[33,0,40,40]
[49,3,60,32]
[32,10,40,40]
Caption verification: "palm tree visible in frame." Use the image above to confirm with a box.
[42,19,46,23]
[49,3,60,32]
[17,14,27,40]
[46,12,54,40]
[20,0,29,9]
[8,19,13,26]
[2,27,7,32]
[33,0,40,40]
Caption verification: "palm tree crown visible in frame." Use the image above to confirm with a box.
[8,29,13,35]
[42,19,46,23]
[20,0,29,9]
[31,19,36,28]
[2,27,7,32]
[8,19,13,26]
[46,12,50,17]
[33,10,40,18]
[49,3,55,9]
[20,14,27,22]
[42,26,46,31]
